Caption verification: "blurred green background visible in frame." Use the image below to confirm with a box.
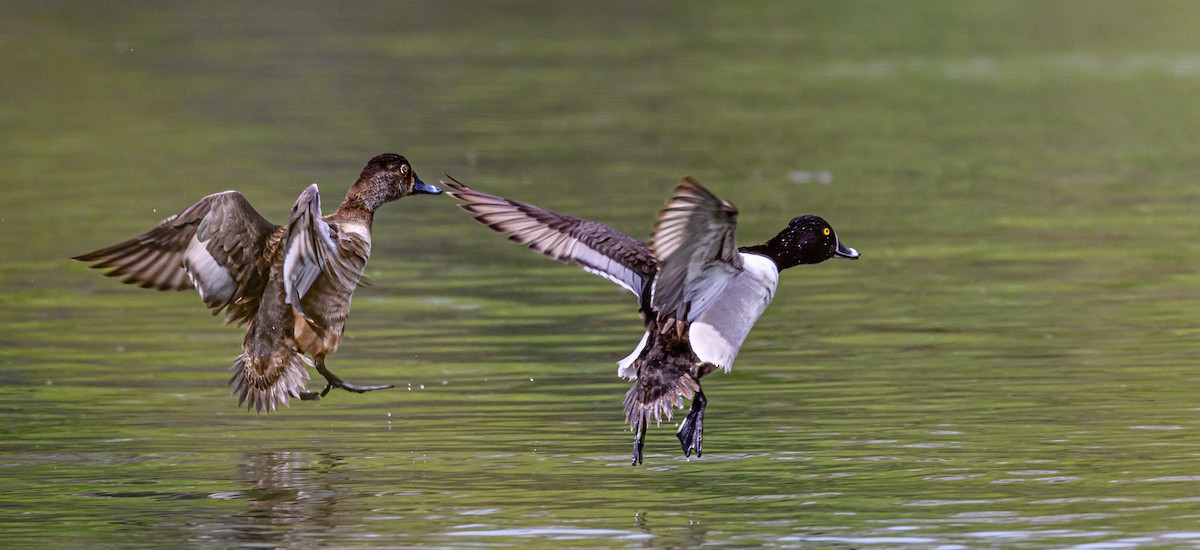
[3,1,1200,547]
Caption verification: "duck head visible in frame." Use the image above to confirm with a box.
[747,215,859,270]
[348,153,442,212]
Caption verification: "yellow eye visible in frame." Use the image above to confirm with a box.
[822,228,831,236]
[400,164,409,175]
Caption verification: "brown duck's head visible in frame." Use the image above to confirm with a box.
[353,153,442,210]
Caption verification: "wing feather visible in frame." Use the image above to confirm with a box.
[281,184,340,324]
[73,191,277,324]
[649,177,743,323]
[446,179,655,299]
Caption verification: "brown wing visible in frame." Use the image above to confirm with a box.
[649,177,742,323]
[73,191,278,324]
[445,179,655,299]
[281,184,368,331]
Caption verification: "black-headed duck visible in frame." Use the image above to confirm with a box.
[74,154,441,412]
[447,177,858,465]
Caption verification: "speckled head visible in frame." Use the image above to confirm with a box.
[747,215,859,270]
[353,154,442,211]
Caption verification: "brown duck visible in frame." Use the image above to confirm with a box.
[74,154,441,412]
[447,177,858,465]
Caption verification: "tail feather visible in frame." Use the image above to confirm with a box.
[623,368,701,428]
[228,350,311,413]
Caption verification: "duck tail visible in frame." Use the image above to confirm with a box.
[623,365,702,429]
[228,349,311,413]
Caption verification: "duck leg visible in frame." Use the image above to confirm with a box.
[632,411,648,466]
[313,356,394,396]
[676,389,706,458]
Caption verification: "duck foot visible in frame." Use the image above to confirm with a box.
[632,412,648,466]
[298,390,322,401]
[320,381,395,396]
[314,358,394,397]
[676,390,706,458]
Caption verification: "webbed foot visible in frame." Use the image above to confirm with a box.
[321,381,394,396]
[676,390,706,458]
[314,358,394,397]
[632,412,648,466]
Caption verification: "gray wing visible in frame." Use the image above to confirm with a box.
[446,180,655,299]
[280,184,352,325]
[649,177,743,323]
[73,191,277,324]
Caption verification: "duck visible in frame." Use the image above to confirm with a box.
[73,153,442,412]
[446,176,858,465]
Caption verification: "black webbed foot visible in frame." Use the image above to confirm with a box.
[324,381,394,395]
[298,390,322,401]
[676,390,706,458]
[632,412,648,466]
[314,358,394,397]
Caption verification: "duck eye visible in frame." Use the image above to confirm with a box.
[400,164,409,175]
[822,227,831,236]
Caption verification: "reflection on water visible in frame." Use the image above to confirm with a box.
[209,451,343,547]
[822,52,1200,80]
[633,512,710,548]
[5,0,1200,548]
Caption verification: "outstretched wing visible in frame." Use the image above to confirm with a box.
[73,191,277,324]
[280,184,354,325]
[445,179,655,300]
[650,177,743,323]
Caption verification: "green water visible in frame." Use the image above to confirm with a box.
[4,1,1200,547]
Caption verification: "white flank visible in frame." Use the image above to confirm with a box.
[689,253,778,371]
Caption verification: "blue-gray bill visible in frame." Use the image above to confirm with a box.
[835,240,859,259]
[414,179,442,195]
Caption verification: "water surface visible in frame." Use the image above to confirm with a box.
[4,2,1200,547]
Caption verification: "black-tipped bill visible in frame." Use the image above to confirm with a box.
[835,239,860,259]
[413,177,442,195]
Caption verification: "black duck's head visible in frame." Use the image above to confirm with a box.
[354,153,442,210]
[750,215,859,270]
